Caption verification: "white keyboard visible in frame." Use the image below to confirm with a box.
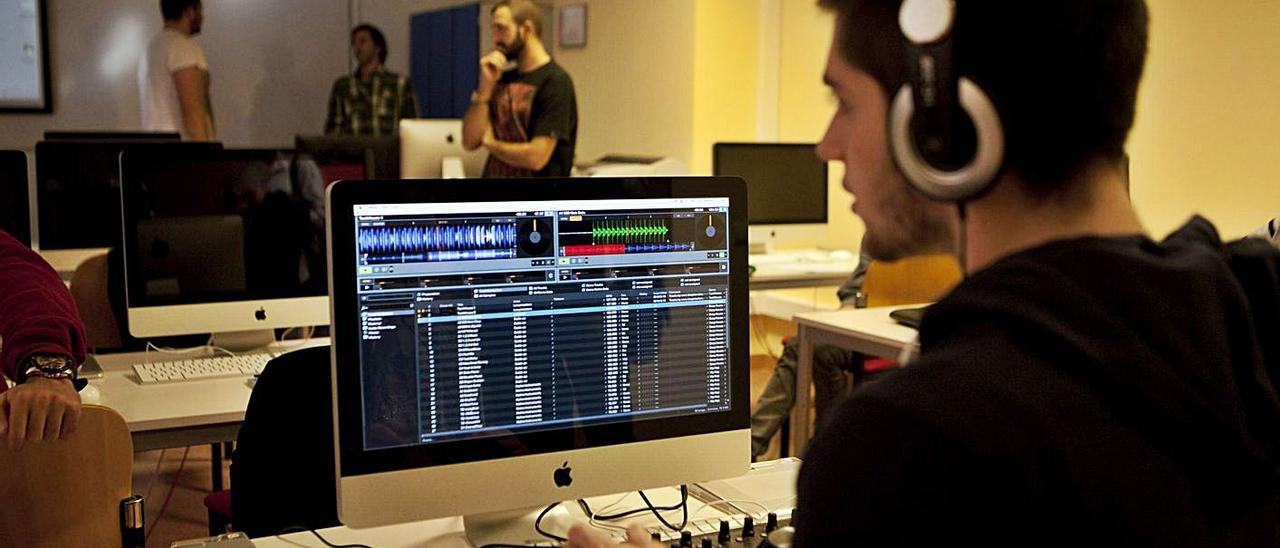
[133,354,274,385]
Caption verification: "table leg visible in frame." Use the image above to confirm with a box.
[210,443,223,492]
[789,324,814,458]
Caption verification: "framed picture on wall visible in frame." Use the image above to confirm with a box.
[559,4,586,49]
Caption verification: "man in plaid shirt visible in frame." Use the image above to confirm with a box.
[325,24,419,137]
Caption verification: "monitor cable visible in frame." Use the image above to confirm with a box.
[578,484,689,532]
[275,526,372,548]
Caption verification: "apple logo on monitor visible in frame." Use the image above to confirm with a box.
[553,461,573,487]
[255,307,267,321]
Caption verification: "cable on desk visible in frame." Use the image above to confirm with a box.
[579,485,689,532]
[639,484,688,532]
[275,526,372,548]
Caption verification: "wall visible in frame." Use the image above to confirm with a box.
[1128,0,1280,238]
[551,0,696,167]
[777,2,858,251]
[690,0,759,174]
[0,0,350,152]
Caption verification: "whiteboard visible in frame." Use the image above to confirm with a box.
[0,0,50,111]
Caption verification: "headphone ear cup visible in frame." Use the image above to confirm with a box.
[889,77,1005,202]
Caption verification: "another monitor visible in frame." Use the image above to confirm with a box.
[33,140,221,250]
[0,150,30,246]
[0,0,52,113]
[119,147,328,343]
[713,143,828,252]
[399,119,488,178]
[295,135,399,183]
[327,177,749,545]
[43,130,180,141]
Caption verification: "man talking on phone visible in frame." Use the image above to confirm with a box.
[462,0,578,178]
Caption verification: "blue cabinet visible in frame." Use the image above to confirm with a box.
[411,3,480,118]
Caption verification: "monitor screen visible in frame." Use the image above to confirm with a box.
[295,134,399,182]
[119,147,328,338]
[0,0,51,112]
[713,143,827,225]
[328,178,750,528]
[34,140,220,250]
[0,150,30,246]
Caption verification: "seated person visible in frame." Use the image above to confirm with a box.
[568,0,1280,546]
[0,229,88,451]
[748,251,869,459]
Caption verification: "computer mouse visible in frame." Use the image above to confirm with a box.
[79,383,100,404]
[828,249,856,261]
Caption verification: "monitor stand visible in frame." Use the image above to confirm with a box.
[209,329,275,353]
[463,504,574,547]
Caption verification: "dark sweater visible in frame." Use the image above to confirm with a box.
[795,217,1280,547]
[0,230,86,390]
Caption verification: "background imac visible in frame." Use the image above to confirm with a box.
[34,139,220,251]
[399,119,488,179]
[328,178,749,545]
[119,146,328,343]
[295,134,399,185]
[0,150,30,246]
[713,142,828,253]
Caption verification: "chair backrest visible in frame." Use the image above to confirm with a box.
[862,253,963,308]
[231,345,339,537]
[69,252,121,350]
[0,404,133,548]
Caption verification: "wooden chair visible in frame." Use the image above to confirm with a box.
[0,404,137,547]
[69,252,121,351]
[862,253,963,308]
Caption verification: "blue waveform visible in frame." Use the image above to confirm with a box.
[623,243,694,253]
[364,248,518,264]
[359,224,518,255]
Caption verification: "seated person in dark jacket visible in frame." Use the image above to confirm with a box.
[566,0,1280,546]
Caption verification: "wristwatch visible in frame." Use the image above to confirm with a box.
[19,353,87,391]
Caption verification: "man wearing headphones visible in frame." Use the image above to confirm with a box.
[567,0,1280,546]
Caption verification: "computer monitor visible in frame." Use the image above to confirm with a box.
[43,130,181,141]
[34,139,221,250]
[0,151,31,246]
[399,119,488,178]
[295,135,399,184]
[327,177,749,545]
[713,143,828,253]
[119,146,328,345]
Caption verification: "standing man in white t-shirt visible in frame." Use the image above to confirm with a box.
[138,0,214,140]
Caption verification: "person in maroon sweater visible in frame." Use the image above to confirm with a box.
[0,229,88,451]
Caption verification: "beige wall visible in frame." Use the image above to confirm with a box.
[777,3,859,251]
[690,0,759,174]
[1129,0,1280,239]
[551,0,697,167]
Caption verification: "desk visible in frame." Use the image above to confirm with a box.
[788,306,921,457]
[748,254,857,291]
[248,458,801,547]
[89,338,330,452]
[37,247,109,279]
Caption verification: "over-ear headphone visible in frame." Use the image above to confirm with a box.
[888,0,1004,202]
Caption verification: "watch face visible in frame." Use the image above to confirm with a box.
[32,355,70,369]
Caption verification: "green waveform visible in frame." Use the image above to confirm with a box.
[592,220,670,243]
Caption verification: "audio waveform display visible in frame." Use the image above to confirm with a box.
[563,243,695,257]
[359,223,518,263]
[592,220,670,244]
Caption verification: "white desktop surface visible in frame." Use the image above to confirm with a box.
[249,458,801,547]
[88,337,330,451]
[789,306,923,457]
[748,250,857,290]
[37,247,109,277]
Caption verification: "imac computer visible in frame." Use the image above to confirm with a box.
[713,143,828,253]
[327,177,750,545]
[34,139,221,250]
[43,130,180,141]
[295,135,400,184]
[0,151,31,246]
[399,119,488,179]
[119,146,329,347]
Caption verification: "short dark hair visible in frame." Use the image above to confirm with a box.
[160,0,200,21]
[492,0,544,36]
[351,23,388,64]
[818,0,1149,193]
